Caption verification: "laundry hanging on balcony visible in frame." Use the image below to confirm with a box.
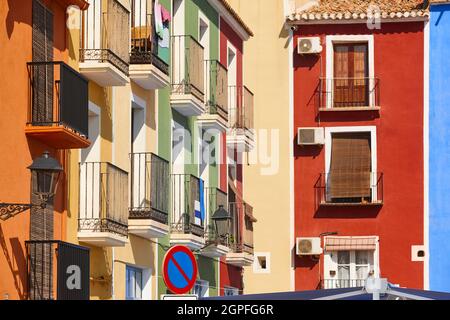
[194,179,206,226]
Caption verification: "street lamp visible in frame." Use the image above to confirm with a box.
[211,205,232,244]
[0,151,63,221]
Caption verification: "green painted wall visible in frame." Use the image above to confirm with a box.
[157,0,221,298]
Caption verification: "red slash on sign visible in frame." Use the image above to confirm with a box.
[163,246,198,294]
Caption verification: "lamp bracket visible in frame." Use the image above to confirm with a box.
[0,202,47,221]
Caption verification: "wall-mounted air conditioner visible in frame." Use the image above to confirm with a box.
[297,127,324,146]
[297,37,322,54]
[296,237,323,256]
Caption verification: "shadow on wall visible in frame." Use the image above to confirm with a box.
[314,206,381,219]
[0,225,27,300]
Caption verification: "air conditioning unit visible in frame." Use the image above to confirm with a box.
[297,127,324,146]
[297,37,322,54]
[296,237,323,256]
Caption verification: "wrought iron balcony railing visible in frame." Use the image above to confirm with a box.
[229,202,255,255]
[27,61,89,138]
[129,153,169,224]
[318,77,380,110]
[170,174,205,238]
[204,188,229,246]
[26,241,90,300]
[80,0,130,75]
[171,35,205,102]
[228,85,254,131]
[314,172,384,207]
[130,1,169,75]
[204,60,228,120]
[78,162,129,237]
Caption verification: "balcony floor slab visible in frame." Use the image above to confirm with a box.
[77,231,128,247]
[130,64,170,90]
[128,219,169,239]
[79,61,129,87]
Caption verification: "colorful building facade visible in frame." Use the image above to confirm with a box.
[287,0,429,290]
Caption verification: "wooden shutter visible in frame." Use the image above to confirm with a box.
[333,43,368,108]
[328,132,371,200]
[32,0,54,124]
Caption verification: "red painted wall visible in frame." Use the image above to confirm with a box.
[293,22,425,290]
[219,17,245,294]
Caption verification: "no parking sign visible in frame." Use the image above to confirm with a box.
[163,246,198,294]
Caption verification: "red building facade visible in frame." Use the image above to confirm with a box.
[292,21,426,290]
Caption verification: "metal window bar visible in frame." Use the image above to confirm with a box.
[26,240,90,300]
[80,0,130,75]
[171,35,205,101]
[204,188,229,246]
[314,172,384,207]
[229,202,254,255]
[228,86,254,131]
[204,60,228,120]
[129,0,169,74]
[318,77,380,110]
[27,61,89,138]
[78,162,129,237]
[170,174,205,238]
[129,152,170,224]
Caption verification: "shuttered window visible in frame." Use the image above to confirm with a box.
[333,43,369,107]
[32,0,54,124]
[328,132,372,202]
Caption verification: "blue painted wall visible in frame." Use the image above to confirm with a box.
[429,4,450,292]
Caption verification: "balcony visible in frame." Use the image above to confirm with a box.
[128,153,170,239]
[197,60,229,132]
[170,35,206,116]
[78,162,129,247]
[227,86,255,151]
[129,3,170,89]
[315,172,384,208]
[318,78,380,112]
[321,279,366,290]
[201,188,231,258]
[80,0,130,86]
[225,202,256,267]
[25,62,90,149]
[170,174,206,250]
[26,241,90,300]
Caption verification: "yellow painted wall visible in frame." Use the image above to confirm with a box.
[65,8,160,300]
[226,0,295,294]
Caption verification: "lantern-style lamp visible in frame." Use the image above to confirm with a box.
[211,205,232,241]
[28,151,63,203]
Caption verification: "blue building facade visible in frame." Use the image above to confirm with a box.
[429,2,450,292]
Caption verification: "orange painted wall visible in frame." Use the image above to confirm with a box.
[0,0,72,300]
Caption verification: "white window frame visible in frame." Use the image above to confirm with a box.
[253,252,271,274]
[324,126,378,201]
[325,35,375,109]
[323,236,380,284]
[193,279,209,298]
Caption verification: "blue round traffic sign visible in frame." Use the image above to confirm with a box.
[163,246,198,294]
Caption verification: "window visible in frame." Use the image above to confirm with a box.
[328,132,372,203]
[193,280,209,298]
[253,253,271,274]
[126,266,143,300]
[224,287,240,296]
[333,43,369,107]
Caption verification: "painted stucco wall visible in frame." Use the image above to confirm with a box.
[429,4,450,293]
[225,0,294,294]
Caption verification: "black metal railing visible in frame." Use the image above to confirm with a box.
[130,1,169,75]
[228,85,254,131]
[26,241,90,300]
[170,174,205,238]
[205,188,229,246]
[78,162,128,237]
[321,279,366,289]
[129,153,169,224]
[315,172,384,207]
[318,77,380,110]
[229,202,254,255]
[204,60,228,120]
[80,0,130,75]
[27,61,89,138]
[171,35,204,102]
